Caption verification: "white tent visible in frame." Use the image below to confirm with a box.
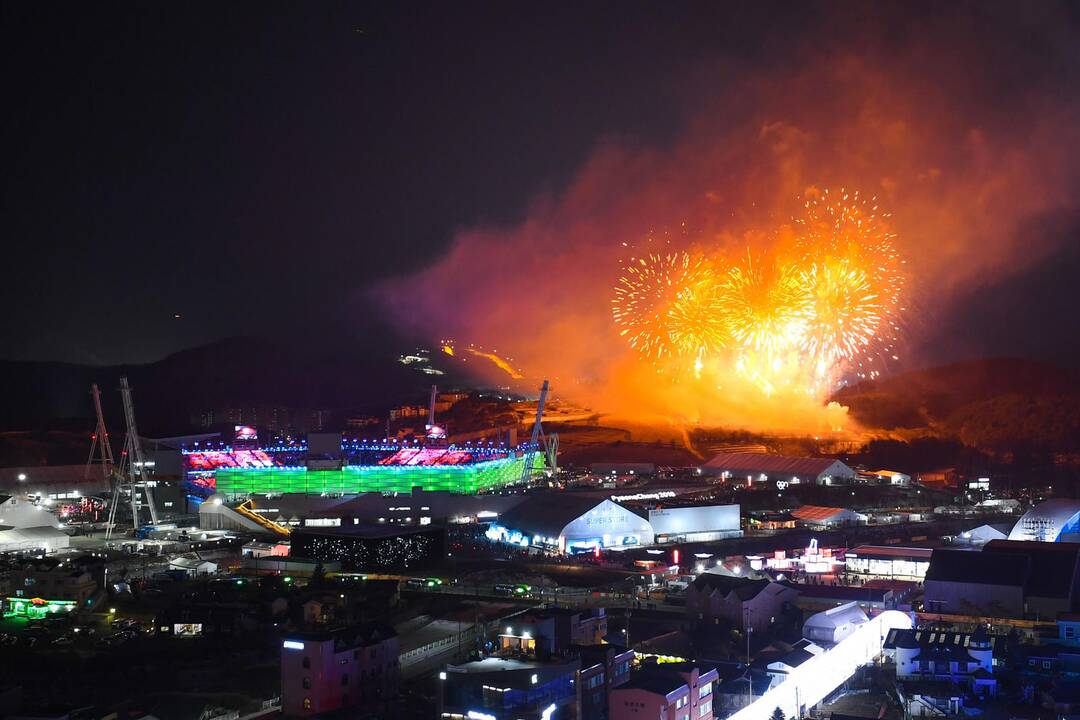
[0,526,70,553]
[802,601,868,645]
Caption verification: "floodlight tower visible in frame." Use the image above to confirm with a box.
[85,383,115,483]
[120,376,158,529]
[427,384,438,429]
[519,380,551,483]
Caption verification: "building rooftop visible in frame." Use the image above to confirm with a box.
[619,669,691,697]
[286,621,397,650]
[291,523,442,539]
[445,655,580,689]
[788,583,891,603]
[496,496,613,538]
[791,505,849,522]
[847,545,935,560]
[883,629,1007,659]
[924,548,1029,586]
[692,573,771,600]
[702,453,846,477]
[982,540,1080,600]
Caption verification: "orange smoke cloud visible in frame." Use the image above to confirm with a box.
[377,6,1079,433]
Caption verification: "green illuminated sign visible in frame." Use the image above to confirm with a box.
[4,597,78,620]
[215,454,544,496]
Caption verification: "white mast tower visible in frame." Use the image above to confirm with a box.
[105,377,158,538]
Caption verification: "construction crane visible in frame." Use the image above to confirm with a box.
[84,383,115,484]
[105,377,158,538]
[519,379,555,483]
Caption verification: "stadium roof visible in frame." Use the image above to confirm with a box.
[497,496,617,537]
[1008,498,1080,541]
[702,453,851,478]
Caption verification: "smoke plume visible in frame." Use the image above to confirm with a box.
[377,2,1080,433]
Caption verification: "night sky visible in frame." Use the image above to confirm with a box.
[2,1,1078,368]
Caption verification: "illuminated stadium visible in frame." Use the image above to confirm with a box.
[183,440,544,497]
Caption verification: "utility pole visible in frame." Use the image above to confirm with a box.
[745,606,753,704]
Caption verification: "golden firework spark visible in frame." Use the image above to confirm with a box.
[611,189,906,391]
[612,252,728,362]
[798,261,882,377]
[794,187,906,375]
[718,249,809,356]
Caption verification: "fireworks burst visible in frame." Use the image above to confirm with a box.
[795,187,906,374]
[611,252,728,362]
[799,261,881,377]
[611,188,907,392]
[719,250,808,356]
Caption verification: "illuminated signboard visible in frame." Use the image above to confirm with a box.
[3,597,77,620]
[235,425,258,442]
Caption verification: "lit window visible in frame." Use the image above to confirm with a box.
[303,699,311,710]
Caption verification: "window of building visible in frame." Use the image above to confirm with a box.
[302,678,311,689]
[1044,660,1052,669]
[340,658,348,665]
[303,699,311,710]
[699,700,712,717]
[699,682,712,698]
[676,696,688,709]
[302,656,310,669]
[1066,626,1076,639]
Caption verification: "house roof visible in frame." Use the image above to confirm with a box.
[618,669,689,697]
[884,629,1006,659]
[924,548,1029,586]
[633,630,696,659]
[791,505,848,522]
[288,621,397,648]
[770,647,816,669]
[497,496,612,537]
[702,453,850,478]
[692,573,770,600]
[790,583,890,603]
